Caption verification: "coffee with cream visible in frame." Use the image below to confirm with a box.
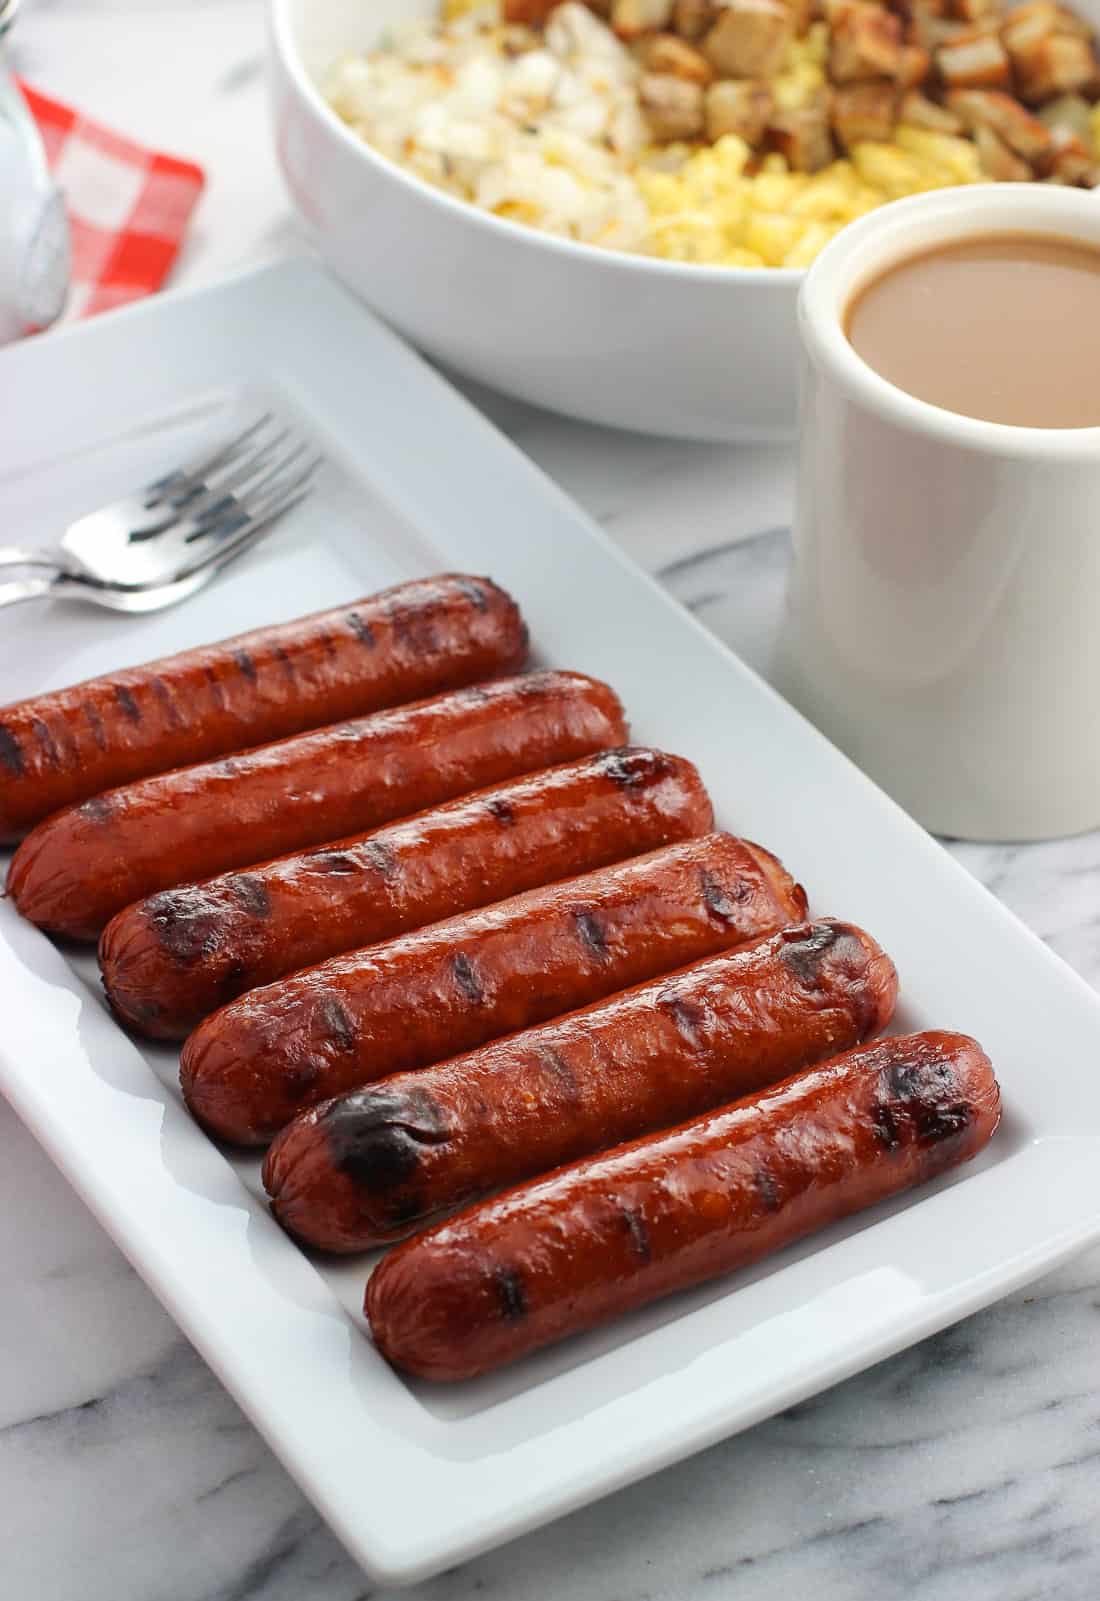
[845,233,1100,430]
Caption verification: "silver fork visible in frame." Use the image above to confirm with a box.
[0,414,323,612]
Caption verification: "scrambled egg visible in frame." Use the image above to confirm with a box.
[638,31,983,268]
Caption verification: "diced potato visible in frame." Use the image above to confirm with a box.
[1039,93,1094,139]
[936,30,1012,87]
[704,80,775,144]
[1091,102,1100,161]
[640,72,706,139]
[1011,33,1099,101]
[703,0,795,78]
[896,43,932,87]
[643,34,715,81]
[673,0,716,38]
[832,81,899,149]
[950,0,1000,21]
[829,2,904,81]
[947,89,1052,160]
[898,91,966,133]
[722,247,768,267]
[1043,123,1097,180]
[973,121,1031,176]
[611,0,673,39]
[768,97,836,171]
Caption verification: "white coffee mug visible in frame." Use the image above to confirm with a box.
[777,184,1100,842]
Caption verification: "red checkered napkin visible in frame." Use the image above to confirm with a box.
[20,82,205,322]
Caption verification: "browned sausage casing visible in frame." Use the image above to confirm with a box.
[185,834,808,1146]
[0,574,527,842]
[7,671,624,940]
[367,1031,1000,1381]
[100,748,715,1040]
[264,918,897,1252]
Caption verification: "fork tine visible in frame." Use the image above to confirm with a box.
[143,413,274,508]
[169,428,296,520]
[175,473,319,581]
[183,450,320,546]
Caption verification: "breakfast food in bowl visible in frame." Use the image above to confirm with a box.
[267,0,1100,439]
[325,0,1100,268]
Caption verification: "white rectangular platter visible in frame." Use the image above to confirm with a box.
[2,260,1099,1587]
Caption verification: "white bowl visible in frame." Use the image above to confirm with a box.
[268,0,803,441]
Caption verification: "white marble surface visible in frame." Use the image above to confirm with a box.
[5,3,1100,1598]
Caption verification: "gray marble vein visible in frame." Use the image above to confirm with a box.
[4,2,1100,1598]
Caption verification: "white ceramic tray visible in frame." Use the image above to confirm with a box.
[2,260,1099,1586]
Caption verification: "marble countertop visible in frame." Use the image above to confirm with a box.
[5,4,1100,1598]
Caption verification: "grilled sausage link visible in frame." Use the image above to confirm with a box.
[7,672,624,941]
[367,1031,1000,1381]
[100,748,714,1040]
[265,918,896,1252]
[0,574,527,842]
[186,834,807,1147]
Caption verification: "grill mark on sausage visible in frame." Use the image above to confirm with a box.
[452,953,485,1005]
[515,675,553,701]
[621,1206,652,1263]
[661,990,707,1048]
[203,665,227,711]
[147,889,221,964]
[150,676,184,730]
[494,1266,528,1322]
[319,995,357,1053]
[872,1102,901,1152]
[700,868,752,922]
[311,850,361,876]
[536,1045,579,1103]
[779,923,861,987]
[315,627,338,660]
[115,685,141,724]
[0,723,23,776]
[485,796,515,825]
[30,717,61,766]
[388,599,441,658]
[326,1087,451,1187]
[232,649,257,682]
[227,874,271,919]
[83,703,107,751]
[755,1166,782,1213]
[596,748,665,789]
[916,1102,972,1144]
[272,643,296,681]
[364,840,399,880]
[283,1060,323,1102]
[455,576,490,613]
[79,795,115,823]
[346,610,376,647]
[574,907,610,961]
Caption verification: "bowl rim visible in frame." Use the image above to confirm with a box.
[268,0,806,285]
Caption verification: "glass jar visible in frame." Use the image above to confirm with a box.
[0,0,70,344]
